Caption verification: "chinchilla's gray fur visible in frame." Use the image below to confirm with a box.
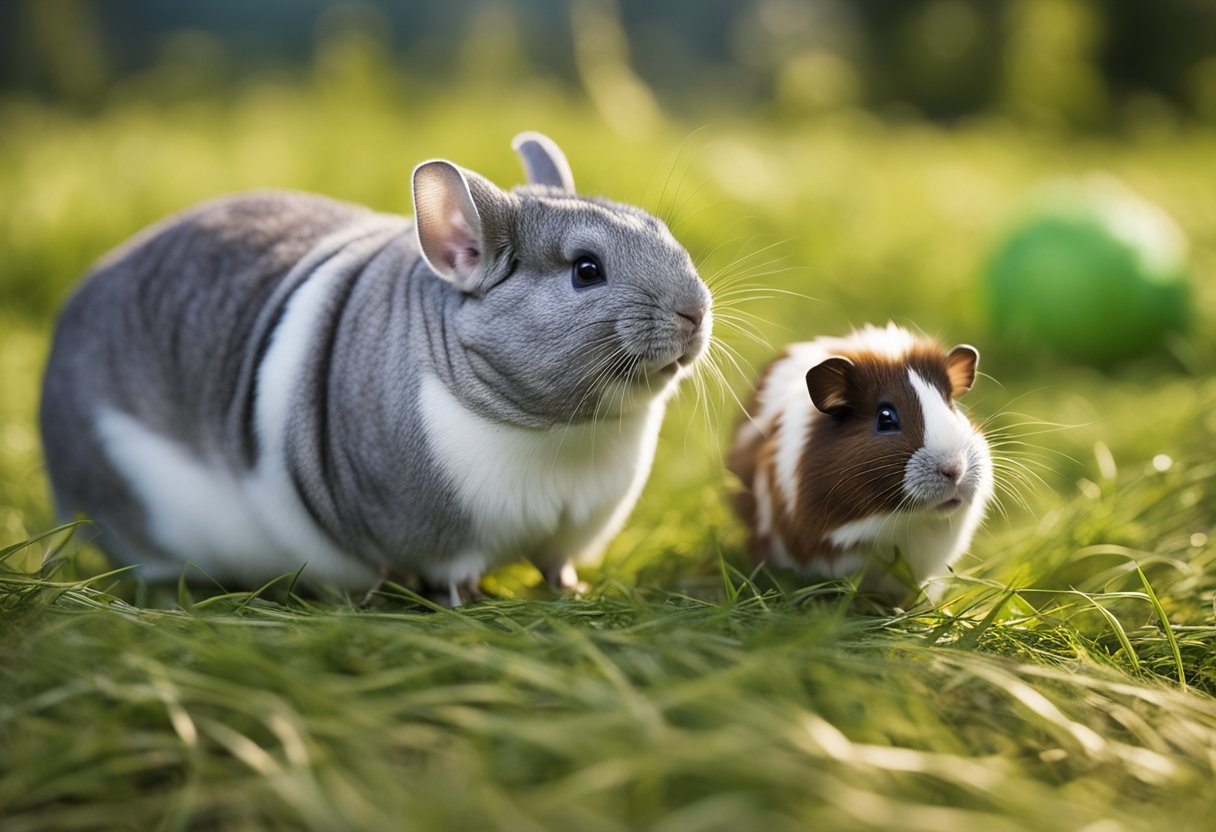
[40,133,711,595]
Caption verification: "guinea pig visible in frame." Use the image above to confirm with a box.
[40,132,712,604]
[728,323,992,601]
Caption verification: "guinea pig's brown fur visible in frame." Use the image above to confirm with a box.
[728,323,992,595]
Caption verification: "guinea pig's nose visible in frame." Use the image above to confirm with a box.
[937,460,964,485]
[675,304,706,336]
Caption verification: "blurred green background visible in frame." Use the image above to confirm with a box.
[0,0,1214,574]
[5,4,1216,831]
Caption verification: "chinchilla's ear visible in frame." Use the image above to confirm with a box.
[511,131,575,192]
[412,160,512,293]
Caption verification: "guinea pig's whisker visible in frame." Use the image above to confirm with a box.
[986,443,1079,469]
[997,473,1040,505]
[988,474,1034,517]
[986,446,1062,473]
[816,457,909,509]
[979,426,1048,514]
[990,485,1031,518]
[826,454,909,480]
[976,410,1086,435]
[983,423,1082,442]
[869,473,918,512]
[980,424,1074,507]
[817,464,909,507]
[991,460,1049,495]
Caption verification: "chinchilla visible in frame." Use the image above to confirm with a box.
[40,132,712,604]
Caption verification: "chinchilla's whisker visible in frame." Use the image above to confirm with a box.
[693,230,771,276]
[665,182,714,235]
[703,236,795,283]
[653,125,708,226]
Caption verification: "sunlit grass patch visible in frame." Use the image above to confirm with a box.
[3,505,1216,832]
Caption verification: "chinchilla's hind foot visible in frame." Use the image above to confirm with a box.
[403,575,485,608]
[358,570,483,609]
[542,561,590,596]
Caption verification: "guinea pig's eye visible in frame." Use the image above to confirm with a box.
[572,255,606,289]
[876,405,901,434]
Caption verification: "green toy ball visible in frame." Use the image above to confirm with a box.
[984,178,1190,365]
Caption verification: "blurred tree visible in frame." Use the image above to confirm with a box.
[886,0,1002,119]
[7,0,109,106]
[1002,0,1109,131]
[314,2,395,100]
[1,0,1214,131]
[572,0,660,137]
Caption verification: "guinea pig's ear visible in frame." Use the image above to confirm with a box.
[946,345,979,398]
[511,131,576,192]
[413,160,502,293]
[806,356,854,416]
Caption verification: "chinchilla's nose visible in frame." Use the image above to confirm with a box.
[675,303,706,337]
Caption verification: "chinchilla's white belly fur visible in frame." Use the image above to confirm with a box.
[94,249,377,586]
[94,247,666,587]
[417,373,665,585]
[97,394,662,588]
[96,407,371,586]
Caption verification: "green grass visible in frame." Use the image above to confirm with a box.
[2,64,1216,830]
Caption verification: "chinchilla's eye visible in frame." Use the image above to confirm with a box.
[572,255,606,289]
[876,405,900,434]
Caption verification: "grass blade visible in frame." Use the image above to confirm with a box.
[1136,566,1186,688]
